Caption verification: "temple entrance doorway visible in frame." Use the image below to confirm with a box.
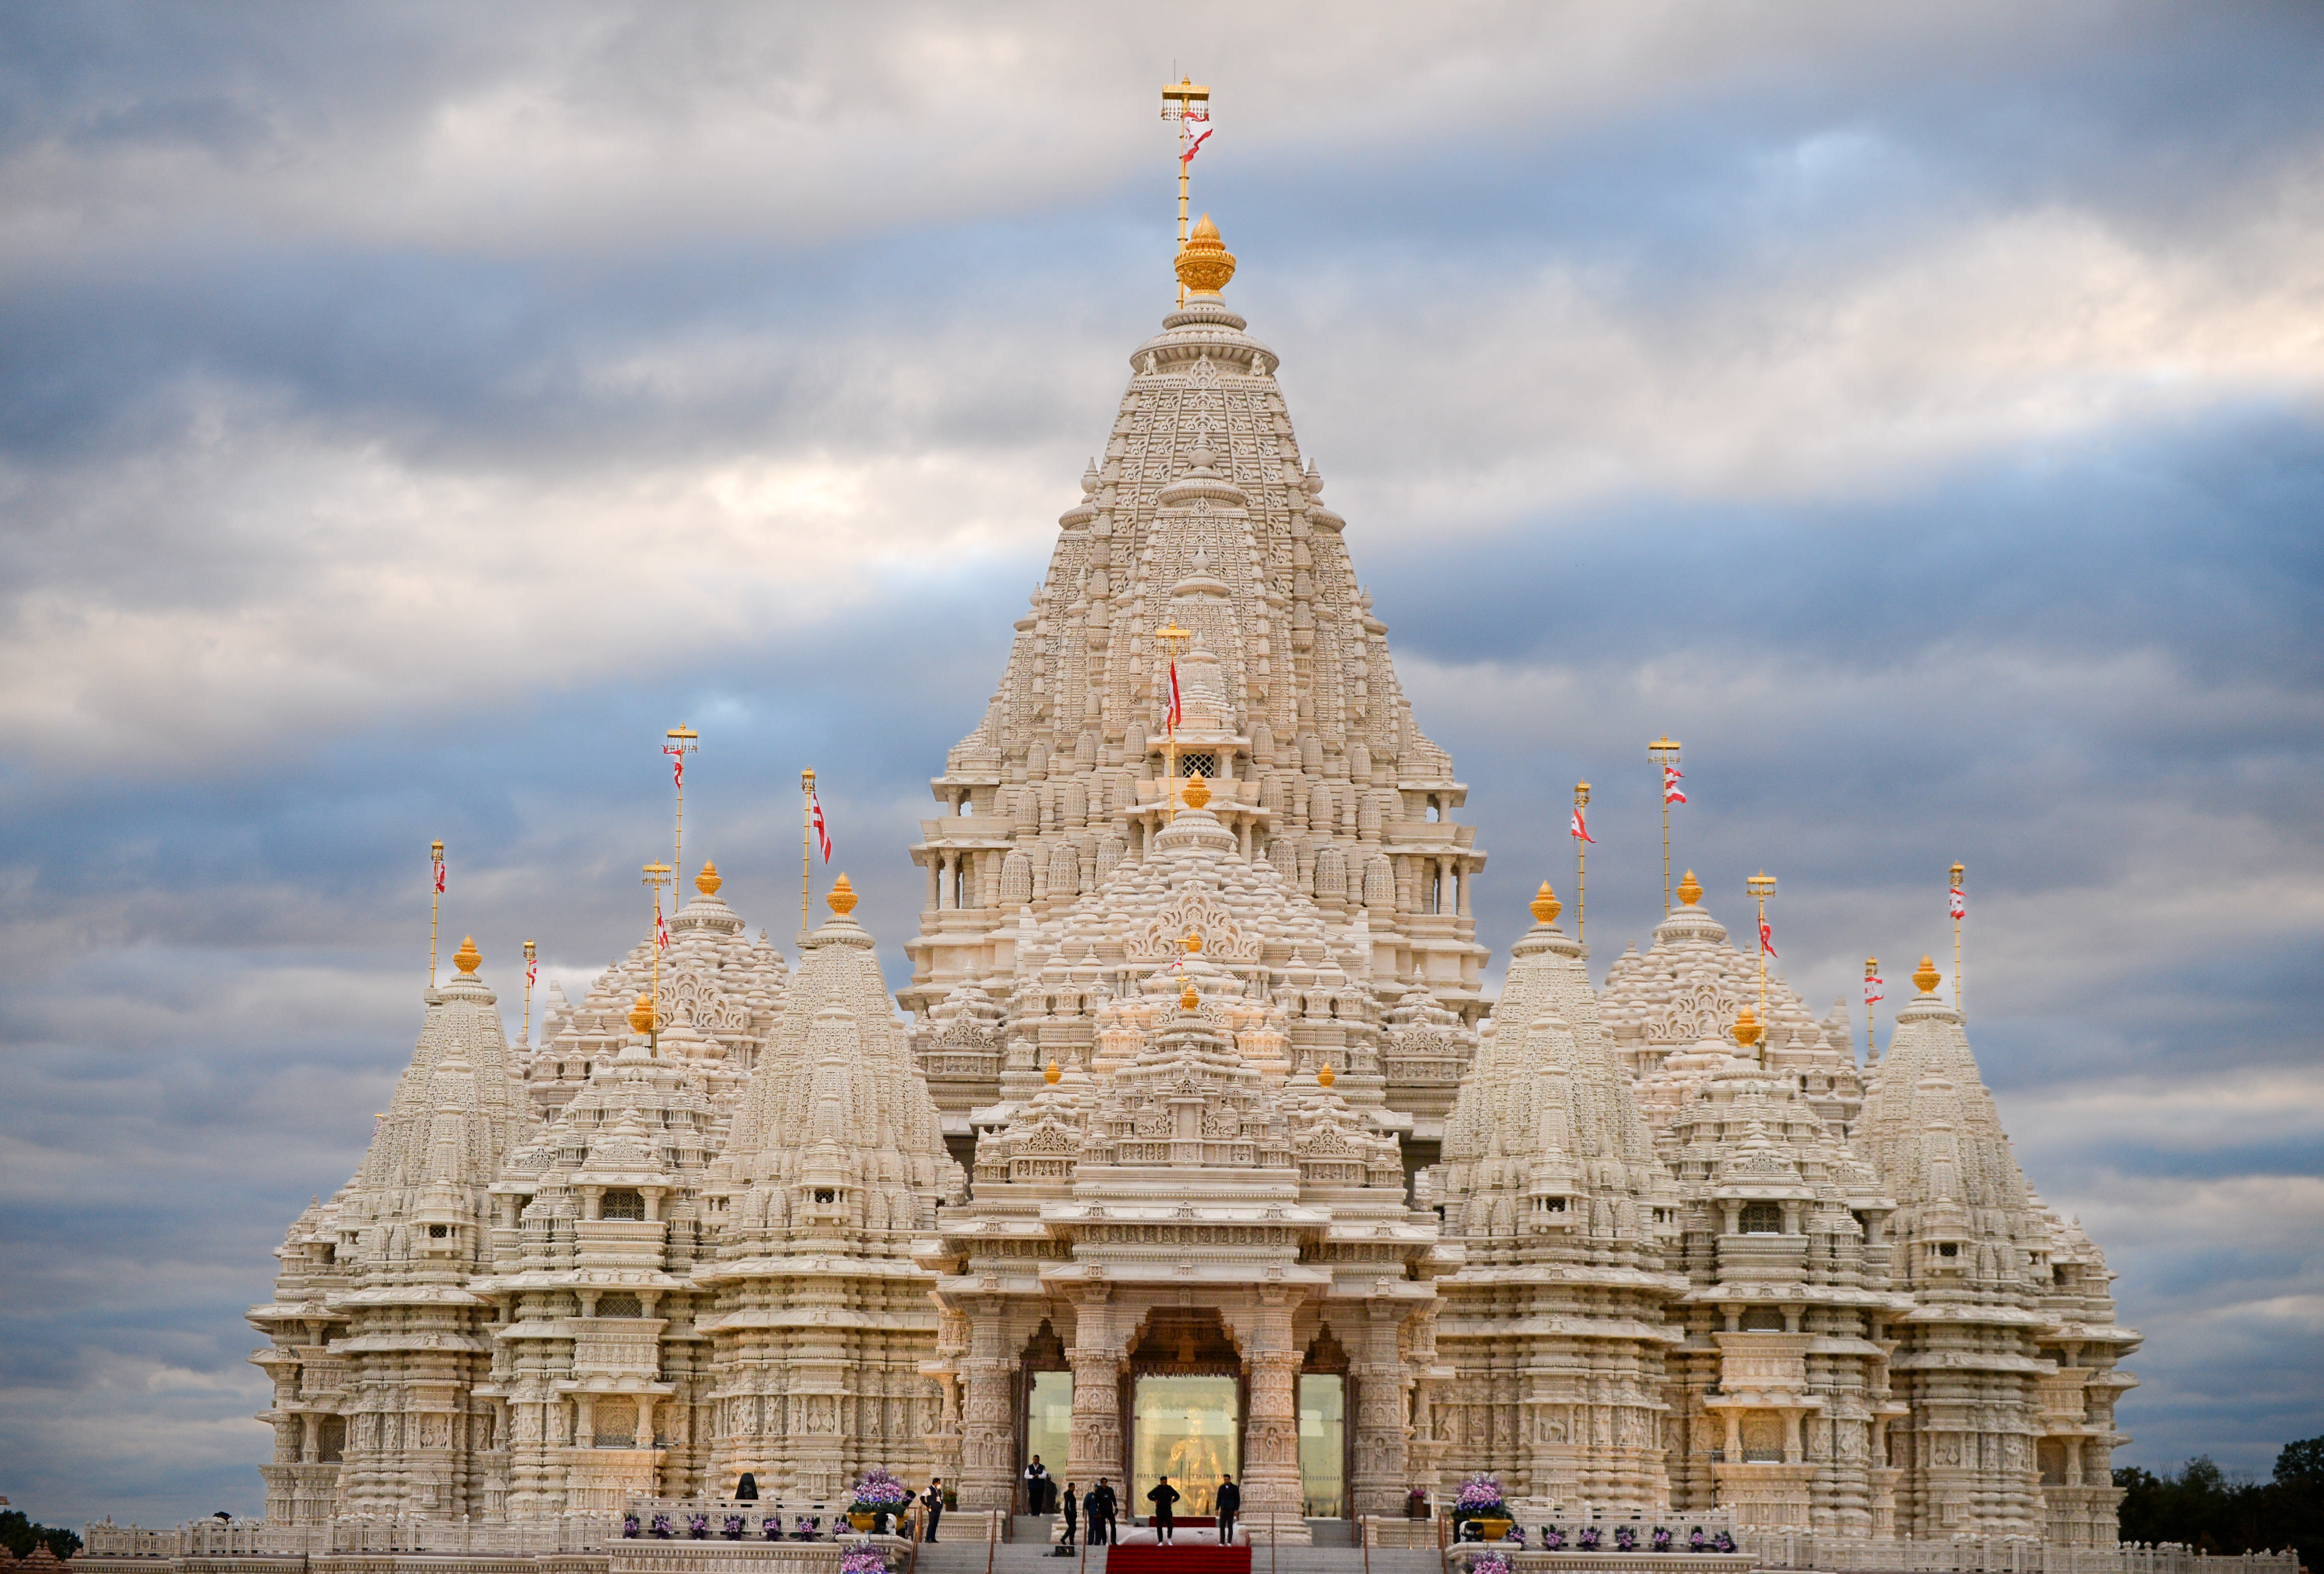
[1125,1308,1242,1519]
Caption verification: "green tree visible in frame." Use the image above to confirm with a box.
[0,1510,83,1561]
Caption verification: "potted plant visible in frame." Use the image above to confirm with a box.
[841,1540,889,1574]
[1470,1556,1513,1574]
[1451,1475,1513,1543]
[851,1467,913,1533]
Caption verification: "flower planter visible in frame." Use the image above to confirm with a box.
[849,1515,877,1534]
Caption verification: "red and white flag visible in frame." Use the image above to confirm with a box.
[811,790,833,863]
[1949,883,1966,921]
[663,744,686,788]
[655,902,670,951]
[1663,764,1687,806]
[432,847,446,894]
[526,954,538,988]
[1180,110,1212,166]
[1167,660,1183,730]
[1864,968,1884,1007]
[1760,917,1777,958]
[1569,806,1594,843]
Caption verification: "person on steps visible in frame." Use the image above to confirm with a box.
[1215,1475,1239,1547]
[1088,1480,1117,1547]
[922,1479,945,1543]
[1057,1481,1078,1554]
[1026,1455,1053,1515]
[1148,1476,1181,1545]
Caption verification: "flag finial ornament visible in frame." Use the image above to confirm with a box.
[1318,1063,1335,1088]
[1677,869,1702,907]
[1531,882,1562,925]
[827,873,858,917]
[1044,1060,1062,1086]
[696,860,722,896]
[1174,213,1236,296]
[453,935,481,976]
[1181,770,1212,810]
[1731,1005,1762,1049]
[628,993,657,1036]
[1181,980,1200,1011]
[1184,930,1204,954]
[1914,955,1942,995]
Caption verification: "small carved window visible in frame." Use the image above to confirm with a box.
[602,1189,646,1221]
[598,1292,644,1318]
[1179,752,1218,781]
[813,1188,839,1205]
[1740,1202,1783,1235]
[1534,1196,1566,1213]
[1740,1308,1786,1332]
[427,1224,449,1240]
[1937,1241,1960,1258]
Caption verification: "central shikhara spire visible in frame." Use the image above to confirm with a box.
[232,216,2141,1560]
[904,213,1487,1055]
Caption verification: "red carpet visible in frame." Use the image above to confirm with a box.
[1105,1547,1251,1574]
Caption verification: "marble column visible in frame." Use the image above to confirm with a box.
[958,1298,1016,1513]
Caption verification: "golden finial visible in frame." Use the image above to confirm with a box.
[1181,770,1212,810]
[628,993,656,1036]
[1530,881,1562,925]
[1044,1060,1062,1085]
[1174,213,1237,296]
[1317,1063,1335,1088]
[827,873,858,916]
[1184,930,1204,954]
[452,935,481,976]
[1914,954,1942,995]
[695,860,722,896]
[1181,981,1199,1011]
[1677,869,1702,906]
[1731,1005,1762,1049]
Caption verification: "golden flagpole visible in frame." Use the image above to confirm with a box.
[1156,621,1192,823]
[1748,871,1777,1028]
[1864,956,1881,1064]
[665,724,697,892]
[800,769,816,932]
[1649,737,1681,915]
[522,939,536,1047]
[1951,861,1966,1014]
[1160,78,1210,308]
[428,839,444,988]
[1573,781,1591,941]
[642,861,671,1054]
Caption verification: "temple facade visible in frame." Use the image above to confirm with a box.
[245,216,2137,1548]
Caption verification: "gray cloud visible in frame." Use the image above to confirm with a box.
[2,0,2320,1527]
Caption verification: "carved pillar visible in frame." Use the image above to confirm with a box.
[1067,1347,1123,1487]
[1244,1350,1303,1520]
[1351,1302,1412,1519]
[959,1296,1016,1513]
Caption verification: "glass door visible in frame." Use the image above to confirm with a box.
[1025,1371,1073,1508]
[1131,1374,1239,1517]
[1298,1373,1345,1517]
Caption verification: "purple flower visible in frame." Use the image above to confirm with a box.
[840,1539,889,1574]
[622,1514,641,1540]
[724,1515,745,1541]
[649,1513,673,1540]
[1615,1525,1638,1550]
[1653,1527,1673,1551]
[1469,1556,1512,1574]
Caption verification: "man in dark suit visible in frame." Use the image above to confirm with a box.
[1215,1475,1240,1546]
[1148,1476,1181,1545]
[922,1479,945,1543]
[1088,1479,1117,1546]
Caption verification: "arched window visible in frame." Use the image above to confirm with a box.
[602,1189,646,1221]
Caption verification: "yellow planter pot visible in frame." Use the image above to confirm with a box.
[1469,1518,1514,1542]
[848,1514,877,1532]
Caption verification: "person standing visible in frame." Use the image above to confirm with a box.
[1148,1476,1181,1545]
[922,1479,945,1543]
[1215,1474,1240,1547]
[1026,1455,1053,1515]
[1088,1479,1117,1547]
[1059,1481,1078,1551]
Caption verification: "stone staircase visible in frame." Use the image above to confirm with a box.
[908,1526,1444,1574]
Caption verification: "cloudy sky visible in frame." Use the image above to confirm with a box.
[2,0,2320,1527]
